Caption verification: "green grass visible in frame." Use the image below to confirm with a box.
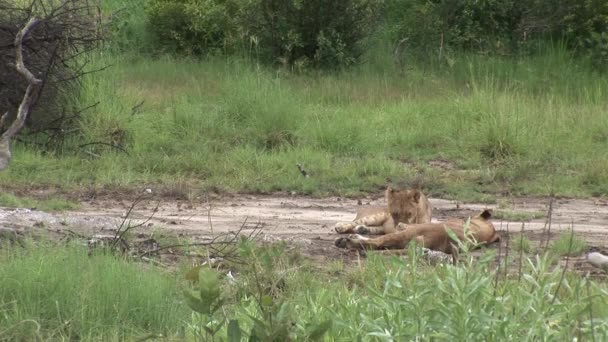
[2,240,608,340]
[549,230,589,257]
[1,3,607,200]
[0,192,78,211]
[1,49,606,199]
[512,233,533,254]
[0,242,190,341]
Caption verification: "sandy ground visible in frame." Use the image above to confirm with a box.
[1,193,608,273]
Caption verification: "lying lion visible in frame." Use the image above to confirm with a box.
[334,186,432,235]
[334,209,500,255]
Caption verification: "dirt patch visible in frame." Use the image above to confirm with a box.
[1,194,607,273]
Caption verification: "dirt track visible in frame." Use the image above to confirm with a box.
[2,194,608,271]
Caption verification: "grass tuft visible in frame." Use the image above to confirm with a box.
[549,230,588,256]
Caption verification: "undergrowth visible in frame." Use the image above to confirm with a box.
[2,240,608,340]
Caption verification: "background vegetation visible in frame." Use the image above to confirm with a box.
[1,0,606,200]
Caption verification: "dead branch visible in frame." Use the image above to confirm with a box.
[1,0,105,152]
[0,16,42,171]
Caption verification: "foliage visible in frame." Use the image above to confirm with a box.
[243,0,384,69]
[385,0,608,69]
[145,0,245,56]
[145,0,383,69]
[2,239,608,340]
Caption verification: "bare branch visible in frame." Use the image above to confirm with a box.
[0,17,42,171]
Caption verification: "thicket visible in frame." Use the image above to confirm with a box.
[145,0,384,69]
[143,0,608,70]
[385,0,608,69]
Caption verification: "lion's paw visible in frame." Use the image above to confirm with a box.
[354,225,370,234]
[334,222,353,234]
[334,237,349,248]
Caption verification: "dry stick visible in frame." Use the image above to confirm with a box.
[504,223,511,282]
[586,273,597,342]
[551,221,576,305]
[494,221,503,293]
[517,222,525,283]
[544,196,555,250]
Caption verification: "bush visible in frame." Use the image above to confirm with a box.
[145,0,245,55]
[245,0,383,69]
[385,0,608,69]
[145,0,383,69]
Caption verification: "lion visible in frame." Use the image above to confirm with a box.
[334,209,500,255]
[334,186,432,235]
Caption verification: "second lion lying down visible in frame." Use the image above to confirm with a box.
[335,209,500,255]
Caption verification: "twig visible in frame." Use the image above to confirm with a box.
[543,196,555,250]
[551,222,575,305]
[504,222,510,281]
[131,100,144,115]
[493,221,503,293]
[517,222,525,283]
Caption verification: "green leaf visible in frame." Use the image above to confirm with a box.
[308,320,332,341]
[261,295,273,307]
[199,267,222,311]
[185,265,203,284]
[227,320,242,342]
[183,290,209,314]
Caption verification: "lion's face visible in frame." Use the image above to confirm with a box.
[386,187,422,225]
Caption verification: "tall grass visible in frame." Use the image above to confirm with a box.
[0,242,189,340]
[1,12,606,198]
[2,240,608,340]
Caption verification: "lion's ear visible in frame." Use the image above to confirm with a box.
[480,209,492,220]
[412,190,421,203]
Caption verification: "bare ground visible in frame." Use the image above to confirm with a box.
[1,193,608,275]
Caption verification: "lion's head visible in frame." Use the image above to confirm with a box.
[385,186,424,225]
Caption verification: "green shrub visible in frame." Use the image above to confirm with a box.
[385,0,608,69]
[245,0,383,69]
[145,0,245,55]
[145,0,383,69]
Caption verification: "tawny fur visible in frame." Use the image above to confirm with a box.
[335,209,500,255]
[334,187,432,235]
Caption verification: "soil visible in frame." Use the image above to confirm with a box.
[1,193,608,276]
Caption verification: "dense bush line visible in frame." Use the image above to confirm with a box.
[145,0,383,69]
[142,0,608,70]
[385,0,608,68]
